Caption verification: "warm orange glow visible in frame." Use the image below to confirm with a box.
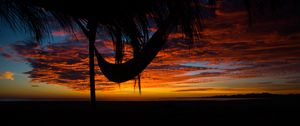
[0,71,14,80]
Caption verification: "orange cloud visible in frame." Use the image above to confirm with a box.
[0,71,14,80]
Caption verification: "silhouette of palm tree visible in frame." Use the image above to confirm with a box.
[0,0,207,106]
[1,0,299,107]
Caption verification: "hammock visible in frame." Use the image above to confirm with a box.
[94,18,173,83]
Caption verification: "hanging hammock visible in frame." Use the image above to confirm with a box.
[94,18,173,83]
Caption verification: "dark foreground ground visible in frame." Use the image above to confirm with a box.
[1,96,300,126]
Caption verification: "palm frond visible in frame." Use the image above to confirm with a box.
[0,0,48,40]
[0,0,75,41]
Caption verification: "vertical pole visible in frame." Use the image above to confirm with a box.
[245,0,253,26]
[88,20,97,109]
[138,74,141,95]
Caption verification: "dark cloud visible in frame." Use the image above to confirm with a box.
[0,52,12,59]
[174,88,215,92]
[147,64,209,70]
[173,88,249,92]
[286,80,300,84]
[56,70,87,80]
[11,40,112,91]
[220,42,251,50]
[0,47,13,59]
[258,82,273,84]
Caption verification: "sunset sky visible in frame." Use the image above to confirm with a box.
[1,1,300,101]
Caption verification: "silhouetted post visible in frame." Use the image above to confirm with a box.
[88,20,97,109]
[244,0,253,26]
[208,0,216,17]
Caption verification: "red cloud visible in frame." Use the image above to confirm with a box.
[51,30,70,37]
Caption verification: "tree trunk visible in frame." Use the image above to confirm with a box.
[208,0,216,17]
[88,20,97,108]
[244,0,253,26]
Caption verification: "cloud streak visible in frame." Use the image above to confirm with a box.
[0,47,13,59]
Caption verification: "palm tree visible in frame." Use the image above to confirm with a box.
[1,0,206,106]
[1,0,299,107]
